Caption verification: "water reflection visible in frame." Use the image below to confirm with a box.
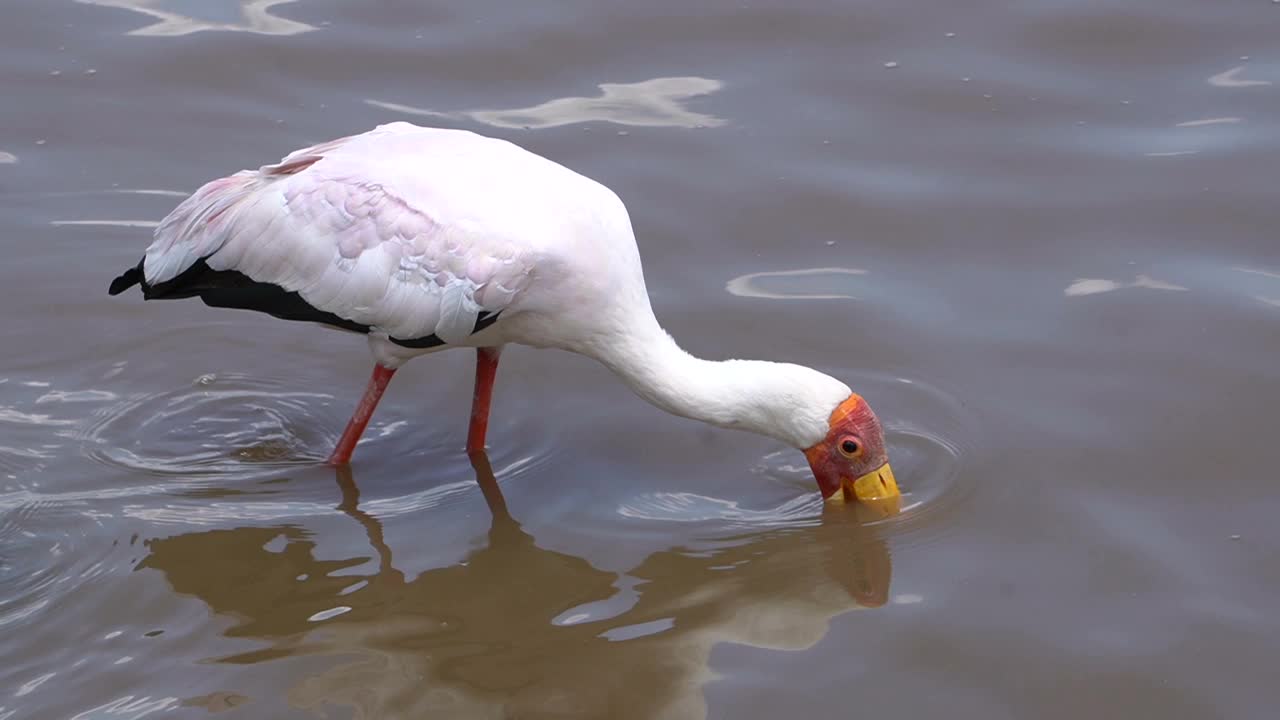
[1231,267,1280,309]
[138,455,892,718]
[1063,266,1280,311]
[1207,65,1271,88]
[366,76,726,130]
[76,0,316,37]
[1175,117,1241,128]
[725,267,868,300]
[50,220,160,228]
[1064,274,1187,297]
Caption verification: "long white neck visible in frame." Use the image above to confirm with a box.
[578,312,850,450]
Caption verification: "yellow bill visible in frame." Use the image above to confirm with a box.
[826,463,901,517]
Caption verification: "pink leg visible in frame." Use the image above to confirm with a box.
[467,347,502,456]
[327,364,397,466]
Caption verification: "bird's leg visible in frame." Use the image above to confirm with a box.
[467,450,509,517]
[327,364,397,466]
[466,346,502,456]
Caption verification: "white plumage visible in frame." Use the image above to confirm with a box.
[111,121,895,502]
[145,123,559,350]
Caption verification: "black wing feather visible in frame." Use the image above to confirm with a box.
[109,257,501,346]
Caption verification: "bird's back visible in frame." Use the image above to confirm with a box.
[112,122,648,352]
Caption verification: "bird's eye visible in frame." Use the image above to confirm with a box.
[838,437,861,458]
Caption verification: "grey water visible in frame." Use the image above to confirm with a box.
[2,1,1278,718]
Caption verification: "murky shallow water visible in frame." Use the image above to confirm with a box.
[3,1,1279,718]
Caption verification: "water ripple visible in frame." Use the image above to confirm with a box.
[0,499,122,631]
[1207,65,1271,88]
[75,0,316,37]
[78,372,332,478]
[617,373,976,542]
[367,76,726,130]
[725,267,869,300]
[618,492,822,528]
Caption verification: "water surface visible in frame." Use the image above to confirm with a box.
[2,1,1279,718]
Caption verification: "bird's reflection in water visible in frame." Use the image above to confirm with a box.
[139,455,893,719]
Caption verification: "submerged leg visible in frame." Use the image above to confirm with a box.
[327,364,397,466]
[467,450,509,517]
[466,346,502,456]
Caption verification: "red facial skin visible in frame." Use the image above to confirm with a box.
[803,394,889,498]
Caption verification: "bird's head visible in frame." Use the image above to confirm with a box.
[804,393,900,515]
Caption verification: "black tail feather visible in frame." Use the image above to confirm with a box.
[108,256,500,347]
[108,261,144,296]
[112,256,373,335]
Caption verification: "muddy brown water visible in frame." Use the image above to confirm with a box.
[2,1,1279,718]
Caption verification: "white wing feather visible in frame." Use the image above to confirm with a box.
[142,123,544,343]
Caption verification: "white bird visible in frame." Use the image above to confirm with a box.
[109,122,899,508]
